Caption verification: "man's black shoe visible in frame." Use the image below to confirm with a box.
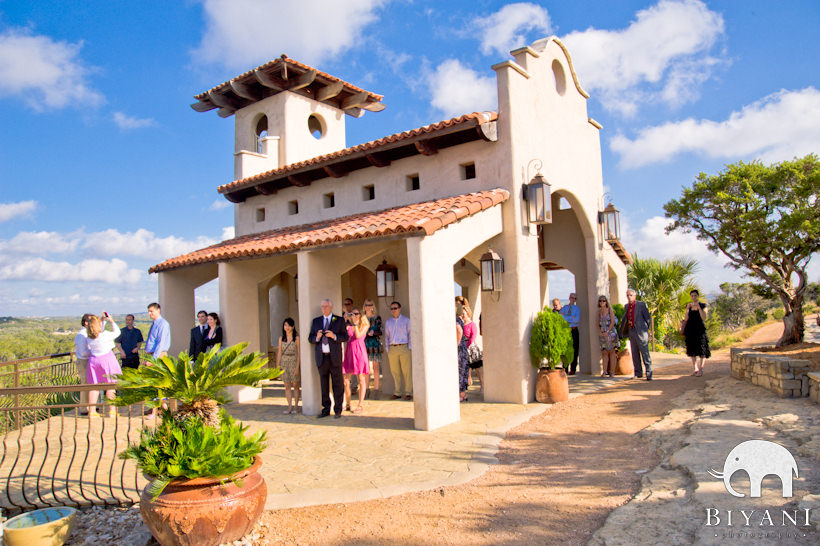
[646,371,653,381]
[334,414,342,419]
[317,412,330,419]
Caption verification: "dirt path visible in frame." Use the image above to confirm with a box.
[252,323,785,545]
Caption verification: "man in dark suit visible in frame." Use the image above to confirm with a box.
[189,310,210,360]
[624,289,654,380]
[309,299,349,418]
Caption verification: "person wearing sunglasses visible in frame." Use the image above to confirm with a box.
[384,301,412,400]
[597,296,618,377]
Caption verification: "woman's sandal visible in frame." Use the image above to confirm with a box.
[353,406,363,414]
[345,405,352,412]
[695,370,703,377]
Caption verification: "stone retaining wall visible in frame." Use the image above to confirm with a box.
[730,348,814,399]
[809,372,820,404]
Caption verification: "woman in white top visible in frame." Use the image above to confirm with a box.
[85,312,122,417]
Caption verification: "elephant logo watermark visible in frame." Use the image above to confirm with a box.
[708,440,798,498]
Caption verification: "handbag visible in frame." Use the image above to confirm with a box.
[679,319,687,336]
[617,316,630,339]
[467,343,483,364]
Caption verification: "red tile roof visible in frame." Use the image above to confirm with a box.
[150,189,509,273]
[194,54,383,102]
[218,111,498,195]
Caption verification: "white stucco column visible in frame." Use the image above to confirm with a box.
[296,250,343,416]
[157,264,218,357]
[406,237,461,431]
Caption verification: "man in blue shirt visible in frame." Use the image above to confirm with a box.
[115,314,144,368]
[558,293,581,375]
[144,302,170,360]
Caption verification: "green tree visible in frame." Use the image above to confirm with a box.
[627,255,699,349]
[664,155,820,346]
[712,282,771,330]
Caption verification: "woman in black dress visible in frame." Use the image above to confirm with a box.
[203,312,223,351]
[683,290,710,376]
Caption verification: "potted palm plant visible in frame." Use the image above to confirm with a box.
[114,343,281,546]
[529,309,573,403]
[612,304,634,376]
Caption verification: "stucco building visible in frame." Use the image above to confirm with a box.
[150,37,631,430]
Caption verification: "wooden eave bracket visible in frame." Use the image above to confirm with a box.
[477,120,498,142]
[230,80,261,101]
[288,174,311,187]
[364,152,391,167]
[414,139,438,156]
[257,181,278,195]
[191,101,217,112]
[254,68,286,91]
[341,91,369,110]
[323,164,349,178]
[289,69,316,90]
[316,81,344,101]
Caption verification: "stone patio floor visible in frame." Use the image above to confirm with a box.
[225,352,689,511]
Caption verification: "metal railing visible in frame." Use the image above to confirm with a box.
[0,384,149,515]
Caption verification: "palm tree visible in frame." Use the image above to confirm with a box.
[627,256,699,348]
[114,343,282,427]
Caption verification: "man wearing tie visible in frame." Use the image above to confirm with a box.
[309,299,349,418]
[189,310,210,360]
[558,292,581,375]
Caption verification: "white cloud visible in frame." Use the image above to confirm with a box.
[0,200,37,222]
[475,3,552,57]
[113,111,156,130]
[193,0,385,69]
[611,87,820,168]
[562,0,724,115]
[0,257,142,284]
[82,229,215,260]
[0,27,103,110]
[209,199,231,211]
[428,59,496,118]
[0,231,79,254]
[222,226,235,240]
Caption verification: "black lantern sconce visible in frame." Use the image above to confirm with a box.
[598,203,621,241]
[376,260,398,298]
[523,172,552,225]
[479,250,504,293]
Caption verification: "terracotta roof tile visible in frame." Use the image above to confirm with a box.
[218,111,498,194]
[194,55,382,101]
[150,189,509,273]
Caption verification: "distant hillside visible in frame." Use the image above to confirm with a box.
[0,315,151,361]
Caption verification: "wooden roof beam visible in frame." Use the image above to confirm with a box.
[190,101,217,112]
[288,174,311,187]
[217,107,236,118]
[323,164,349,178]
[316,81,344,101]
[344,107,365,118]
[414,139,438,156]
[254,68,286,91]
[208,90,243,110]
[257,181,278,195]
[229,80,262,101]
[362,102,386,112]
[341,91,369,110]
[364,152,391,168]
[288,69,316,90]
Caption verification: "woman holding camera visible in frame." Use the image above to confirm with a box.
[85,312,122,417]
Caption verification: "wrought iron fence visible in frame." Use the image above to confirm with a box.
[0,384,149,515]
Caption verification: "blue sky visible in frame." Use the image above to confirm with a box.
[1,0,818,316]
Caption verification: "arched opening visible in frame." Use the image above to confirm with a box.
[308,114,325,140]
[552,59,567,96]
[255,115,269,154]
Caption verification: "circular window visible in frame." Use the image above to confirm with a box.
[552,59,566,96]
[308,114,325,140]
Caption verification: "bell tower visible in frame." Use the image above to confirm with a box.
[190,54,385,180]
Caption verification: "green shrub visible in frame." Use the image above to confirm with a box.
[612,304,628,352]
[529,309,573,369]
[121,409,266,498]
[772,308,785,320]
[754,308,768,324]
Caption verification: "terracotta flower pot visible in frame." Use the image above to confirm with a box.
[535,368,569,403]
[140,456,266,546]
[615,349,633,376]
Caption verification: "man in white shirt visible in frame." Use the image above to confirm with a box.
[73,313,92,411]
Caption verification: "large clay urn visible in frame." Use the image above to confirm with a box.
[614,349,634,376]
[535,368,569,403]
[140,456,266,546]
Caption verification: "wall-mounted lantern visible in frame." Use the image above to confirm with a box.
[523,172,552,225]
[376,260,398,298]
[599,203,621,241]
[480,250,504,293]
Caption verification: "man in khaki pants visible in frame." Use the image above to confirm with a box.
[73,313,92,414]
[384,301,412,400]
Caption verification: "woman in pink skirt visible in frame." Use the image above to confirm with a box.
[342,307,370,414]
[85,312,123,417]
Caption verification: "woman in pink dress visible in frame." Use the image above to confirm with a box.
[85,312,123,418]
[342,307,370,414]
